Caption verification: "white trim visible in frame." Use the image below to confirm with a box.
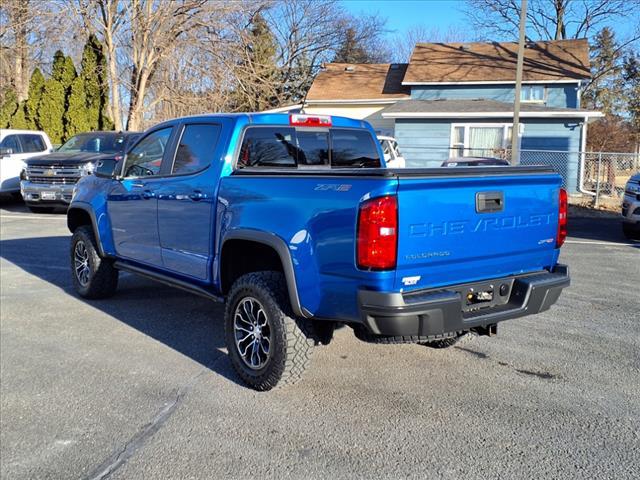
[382,111,604,119]
[449,123,514,157]
[402,80,583,86]
[306,98,405,105]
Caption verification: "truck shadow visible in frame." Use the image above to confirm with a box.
[0,235,246,388]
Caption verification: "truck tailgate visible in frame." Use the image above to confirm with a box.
[395,170,562,291]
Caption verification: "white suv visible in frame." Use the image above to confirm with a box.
[0,129,53,195]
[622,173,640,239]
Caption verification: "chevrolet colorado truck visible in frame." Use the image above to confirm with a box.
[21,131,139,212]
[67,113,570,390]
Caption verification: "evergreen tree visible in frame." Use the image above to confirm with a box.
[81,34,111,130]
[0,89,19,128]
[52,51,77,91]
[332,28,372,64]
[25,68,45,129]
[233,13,280,111]
[65,76,90,137]
[623,53,640,134]
[584,27,624,115]
[9,102,29,130]
[38,78,66,144]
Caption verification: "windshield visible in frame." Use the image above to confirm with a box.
[58,133,127,154]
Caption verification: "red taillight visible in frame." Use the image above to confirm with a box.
[289,114,332,127]
[357,195,398,270]
[557,188,567,247]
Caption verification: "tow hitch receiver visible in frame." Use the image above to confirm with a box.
[472,323,498,337]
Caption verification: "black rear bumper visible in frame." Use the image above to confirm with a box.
[358,265,570,337]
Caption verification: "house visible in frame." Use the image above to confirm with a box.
[301,39,602,192]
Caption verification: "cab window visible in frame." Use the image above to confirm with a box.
[172,124,221,175]
[238,127,297,168]
[20,134,46,153]
[0,135,21,153]
[123,128,172,177]
[331,129,381,168]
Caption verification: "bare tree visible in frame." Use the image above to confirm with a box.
[464,0,639,42]
[391,25,470,63]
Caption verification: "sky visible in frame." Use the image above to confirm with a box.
[341,0,639,43]
[342,0,467,38]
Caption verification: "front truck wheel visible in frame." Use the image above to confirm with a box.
[224,272,315,391]
[70,225,119,299]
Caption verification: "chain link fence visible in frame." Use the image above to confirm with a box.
[397,145,640,207]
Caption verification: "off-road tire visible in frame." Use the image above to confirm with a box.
[70,225,119,299]
[28,206,55,214]
[224,272,314,391]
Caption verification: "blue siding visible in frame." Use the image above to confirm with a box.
[395,119,452,167]
[520,119,582,192]
[411,84,579,108]
[394,117,583,192]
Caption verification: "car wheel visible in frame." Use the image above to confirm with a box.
[28,206,55,214]
[224,271,315,391]
[70,225,119,299]
[622,222,639,240]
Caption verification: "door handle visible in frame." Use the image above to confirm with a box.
[142,189,155,199]
[131,183,145,188]
[189,190,206,201]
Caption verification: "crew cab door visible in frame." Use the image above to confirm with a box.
[107,127,175,266]
[155,123,222,281]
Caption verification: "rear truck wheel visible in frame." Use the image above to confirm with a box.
[28,206,55,214]
[70,225,119,299]
[622,222,639,240]
[224,272,315,391]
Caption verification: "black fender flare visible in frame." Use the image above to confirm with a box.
[67,203,106,257]
[220,230,310,318]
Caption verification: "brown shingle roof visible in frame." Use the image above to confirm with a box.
[306,63,410,101]
[404,39,591,83]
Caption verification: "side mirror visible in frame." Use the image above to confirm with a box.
[95,158,119,178]
[0,147,13,156]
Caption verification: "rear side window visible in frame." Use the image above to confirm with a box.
[238,127,297,168]
[0,135,21,153]
[172,124,221,175]
[19,134,46,153]
[331,129,380,168]
[237,127,381,169]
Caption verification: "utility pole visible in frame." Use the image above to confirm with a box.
[511,0,528,164]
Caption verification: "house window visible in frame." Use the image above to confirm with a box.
[450,124,513,157]
[521,85,545,102]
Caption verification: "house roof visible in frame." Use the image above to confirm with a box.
[381,99,603,119]
[403,39,591,84]
[305,63,410,102]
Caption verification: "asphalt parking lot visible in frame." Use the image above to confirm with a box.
[1,198,639,480]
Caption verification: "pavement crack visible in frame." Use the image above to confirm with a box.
[84,364,214,480]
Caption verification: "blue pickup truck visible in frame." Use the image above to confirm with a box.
[67,113,570,390]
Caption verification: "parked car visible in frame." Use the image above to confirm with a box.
[0,129,53,196]
[378,135,405,168]
[622,173,640,239]
[67,113,570,391]
[21,131,140,213]
[442,157,510,167]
